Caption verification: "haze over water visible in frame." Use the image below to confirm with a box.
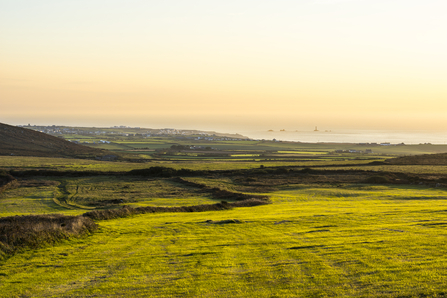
[1,1,446,136]
[240,130,447,144]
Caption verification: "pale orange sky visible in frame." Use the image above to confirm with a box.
[1,0,446,132]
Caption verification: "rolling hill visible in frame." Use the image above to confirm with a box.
[0,122,116,159]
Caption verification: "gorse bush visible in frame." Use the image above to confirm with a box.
[0,214,97,258]
[128,166,198,177]
[0,171,19,195]
[364,175,390,184]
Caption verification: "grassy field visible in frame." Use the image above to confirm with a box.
[1,182,447,297]
[0,156,384,172]
[1,136,447,297]
[79,135,447,156]
[319,165,447,175]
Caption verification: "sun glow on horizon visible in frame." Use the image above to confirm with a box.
[1,0,446,132]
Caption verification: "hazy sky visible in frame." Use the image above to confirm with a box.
[1,0,446,132]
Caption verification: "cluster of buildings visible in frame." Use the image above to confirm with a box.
[156,129,184,135]
[20,125,111,136]
[194,136,250,141]
[19,124,251,141]
[358,142,405,146]
[188,146,217,150]
[335,149,373,154]
[68,140,111,144]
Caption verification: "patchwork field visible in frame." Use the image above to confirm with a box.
[1,170,447,297]
[1,134,447,297]
[0,156,382,172]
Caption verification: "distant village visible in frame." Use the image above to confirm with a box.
[17,125,425,150]
[18,124,252,142]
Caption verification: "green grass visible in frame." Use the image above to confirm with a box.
[2,145,447,297]
[0,156,384,172]
[321,165,447,174]
[0,176,216,216]
[277,150,329,155]
[2,182,447,297]
[74,135,447,156]
[0,188,78,216]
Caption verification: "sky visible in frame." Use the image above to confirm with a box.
[1,0,446,133]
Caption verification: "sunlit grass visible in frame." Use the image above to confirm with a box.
[0,156,383,172]
[321,165,447,174]
[1,183,447,297]
[277,150,328,155]
[2,137,447,296]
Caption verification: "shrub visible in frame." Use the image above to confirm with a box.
[0,214,97,258]
[128,167,181,177]
[364,175,389,184]
[0,171,19,195]
[301,167,313,174]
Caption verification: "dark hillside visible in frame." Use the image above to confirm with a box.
[0,122,114,159]
[386,153,447,165]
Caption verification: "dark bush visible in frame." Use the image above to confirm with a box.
[0,171,19,195]
[275,168,289,174]
[301,167,313,174]
[170,145,189,151]
[250,169,268,175]
[364,175,389,184]
[0,171,14,185]
[205,219,245,224]
[128,166,193,177]
[0,214,97,258]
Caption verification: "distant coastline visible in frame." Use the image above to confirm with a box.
[240,130,447,145]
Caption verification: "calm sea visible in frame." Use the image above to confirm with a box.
[239,130,447,145]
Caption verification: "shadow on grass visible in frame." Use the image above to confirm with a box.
[83,199,269,220]
[288,245,326,250]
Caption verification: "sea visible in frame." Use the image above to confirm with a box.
[238,130,447,145]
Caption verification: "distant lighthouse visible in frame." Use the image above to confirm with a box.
[314,126,318,131]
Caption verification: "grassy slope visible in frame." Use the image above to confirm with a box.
[0,123,110,158]
[1,183,447,297]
